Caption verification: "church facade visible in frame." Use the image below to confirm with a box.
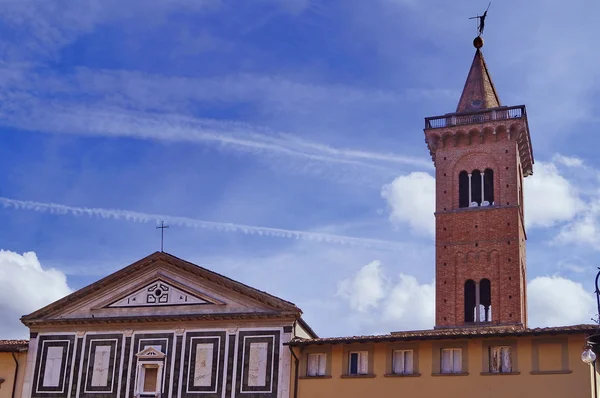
[288,36,599,398]
[17,252,315,398]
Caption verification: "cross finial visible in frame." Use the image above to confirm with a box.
[156,221,169,252]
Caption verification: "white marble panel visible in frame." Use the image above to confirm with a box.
[193,343,213,387]
[42,346,63,387]
[247,342,268,387]
[91,345,111,387]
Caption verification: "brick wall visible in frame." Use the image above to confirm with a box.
[426,120,529,328]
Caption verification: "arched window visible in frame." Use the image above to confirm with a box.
[464,279,492,324]
[483,169,494,205]
[464,280,476,323]
[458,169,495,209]
[459,171,469,208]
[471,170,482,205]
[480,279,492,322]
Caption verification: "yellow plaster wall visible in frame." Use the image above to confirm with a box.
[0,352,26,398]
[295,335,593,398]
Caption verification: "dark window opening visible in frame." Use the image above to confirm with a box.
[464,280,476,323]
[480,279,492,322]
[471,170,482,205]
[459,171,469,208]
[464,279,492,323]
[484,169,494,205]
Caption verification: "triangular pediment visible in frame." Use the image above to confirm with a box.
[102,275,223,308]
[136,346,166,359]
[21,252,301,326]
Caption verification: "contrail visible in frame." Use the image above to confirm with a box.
[0,197,404,251]
[0,92,432,172]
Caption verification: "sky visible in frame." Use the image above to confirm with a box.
[1,0,600,339]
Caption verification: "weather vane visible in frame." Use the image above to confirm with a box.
[469,2,491,37]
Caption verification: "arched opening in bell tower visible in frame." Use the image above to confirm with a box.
[480,278,492,322]
[459,171,469,208]
[464,280,476,322]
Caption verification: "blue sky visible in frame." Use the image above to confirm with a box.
[1,0,600,339]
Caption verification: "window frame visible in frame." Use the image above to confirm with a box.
[306,353,327,377]
[298,345,332,379]
[489,346,512,373]
[342,344,375,378]
[481,339,519,376]
[348,351,369,375]
[440,348,463,374]
[431,341,468,376]
[392,349,414,375]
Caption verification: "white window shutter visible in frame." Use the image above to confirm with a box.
[358,352,368,375]
[452,349,462,373]
[392,351,404,374]
[501,347,512,372]
[490,347,500,373]
[307,354,317,376]
[441,349,452,373]
[404,351,414,374]
[317,354,326,376]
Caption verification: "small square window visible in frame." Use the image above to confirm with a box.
[349,351,368,375]
[392,350,414,375]
[441,348,462,374]
[307,353,327,376]
[490,346,512,373]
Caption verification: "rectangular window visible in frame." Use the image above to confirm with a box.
[348,351,368,375]
[43,346,64,387]
[392,350,414,375]
[490,346,512,373]
[441,348,462,374]
[306,353,327,376]
[193,343,214,387]
[247,342,268,387]
[90,345,111,387]
[143,367,158,393]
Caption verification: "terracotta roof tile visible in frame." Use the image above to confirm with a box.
[0,340,28,352]
[288,324,599,346]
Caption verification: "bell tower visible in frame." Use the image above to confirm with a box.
[424,37,534,329]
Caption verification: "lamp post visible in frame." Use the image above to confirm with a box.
[582,268,600,398]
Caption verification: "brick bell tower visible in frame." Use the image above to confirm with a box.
[424,36,534,329]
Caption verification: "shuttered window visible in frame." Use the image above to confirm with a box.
[306,353,327,376]
[490,346,512,373]
[392,350,414,375]
[348,351,368,375]
[441,348,462,374]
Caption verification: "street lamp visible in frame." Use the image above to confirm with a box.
[582,268,600,398]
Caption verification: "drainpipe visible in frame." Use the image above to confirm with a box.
[11,352,19,398]
[288,345,299,398]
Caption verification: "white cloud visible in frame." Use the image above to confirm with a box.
[524,161,582,228]
[0,250,72,338]
[381,172,435,237]
[553,154,585,168]
[381,274,435,330]
[528,275,595,327]
[337,261,387,312]
[337,260,435,332]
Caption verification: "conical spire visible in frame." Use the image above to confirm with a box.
[456,37,500,113]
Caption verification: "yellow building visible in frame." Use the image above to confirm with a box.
[289,325,598,398]
[0,341,27,398]
[288,35,600,398]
